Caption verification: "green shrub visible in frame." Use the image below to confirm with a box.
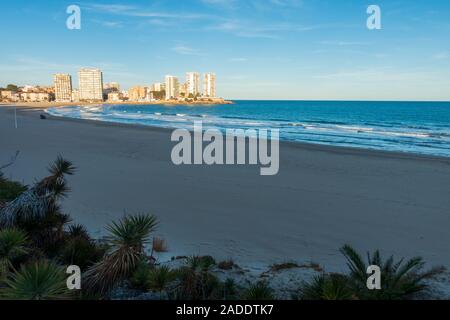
[0,228,29,277]
[0,175,27,202]
[299,273,354,300]
[130,261,153,290]
[242,281,275,300]
[341,244,443,300]
[0,260,70,300]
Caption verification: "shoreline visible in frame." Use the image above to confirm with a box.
[3,103,450,163]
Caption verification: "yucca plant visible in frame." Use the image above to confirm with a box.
[299,273,354,300]
[340,244,442,300]
[83,214,158,296]
[0,260,70,300]
[0,228,28,277]
[147,265,177,299]
[130,260,153,290]
[0,156,75,228]
[242,281,275,300]
[172,266,221,300]
[0,175,27,203]
[187,255,216,271]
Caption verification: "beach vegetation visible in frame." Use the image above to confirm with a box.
[340,244,442,300]
[0,228,28,278]
[242,281,275,300]
[130,260,154,290]
[83,213,158,295]
[0,260,70,300]
[0,175,27,203]
[147,265,177,299]
[218,259,236,270]
[0,156,444,301]
[298,273,354,300]
[152,236,168,254]
[270,262,299,272]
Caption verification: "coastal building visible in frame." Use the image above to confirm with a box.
[53,74,72,102]
[107,92,123,102]
[186,72,200,97]
[128,86,147,101]
[179,83,187,98]
[78,68,103,101]
[0,90,13,101]
[165,75,180,100]
[20,92,50,102]
[203,73,216,97]
[71,89,80,102]
[151,82,165,92]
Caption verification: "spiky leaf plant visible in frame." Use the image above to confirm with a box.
[299,273,354,300]
[130,260,153,290]
[340,244,442,300]
[0,260,70,300]
[0,228,28,277]
[147,265,177,299]
[242,281,275,300]
[0,156,75,228]
[83,214,158,295]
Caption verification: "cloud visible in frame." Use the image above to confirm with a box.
[318,40,371,46]
[84,3,215,20]
[269,0,303,7]
[172,45,202,55]
[432,52,449,60]
[229,58,248,62]
[210,20,320,38]
[92,19,123,28]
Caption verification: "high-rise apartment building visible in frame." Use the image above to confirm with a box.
[186,72,200,97]
[128,86,147,101]
[165,75,180,100]
[78,68,103,101]
[53,74,72,102]
[203,73,216,97]
[151,82,165,92]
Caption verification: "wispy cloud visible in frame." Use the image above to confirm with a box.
[432,52,449,60]
[318,40,371,46]
[84,3,215,20]
[229,58,248,62]
[92,19,123,28]
[210,20,320,38]
[172,44,203,56]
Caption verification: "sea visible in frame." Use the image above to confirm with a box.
[46,100,450,157]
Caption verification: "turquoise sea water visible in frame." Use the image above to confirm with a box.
[46,100,450,157]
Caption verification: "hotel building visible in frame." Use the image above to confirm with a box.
[186,72,200,96]
[53,74,72,102]
[165,75,180,100]
[203,73,216,97]
[128,86,147,101]
[78,68,103,101]
[151,82,165,92]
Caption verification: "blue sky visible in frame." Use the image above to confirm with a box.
[0,0,449,100]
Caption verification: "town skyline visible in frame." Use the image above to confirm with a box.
[0,68,220,104]
[1,1,450,101]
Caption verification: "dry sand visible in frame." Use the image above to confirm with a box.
[1,105,450,272]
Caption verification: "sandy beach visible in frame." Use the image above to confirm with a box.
[1,105,450,272]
